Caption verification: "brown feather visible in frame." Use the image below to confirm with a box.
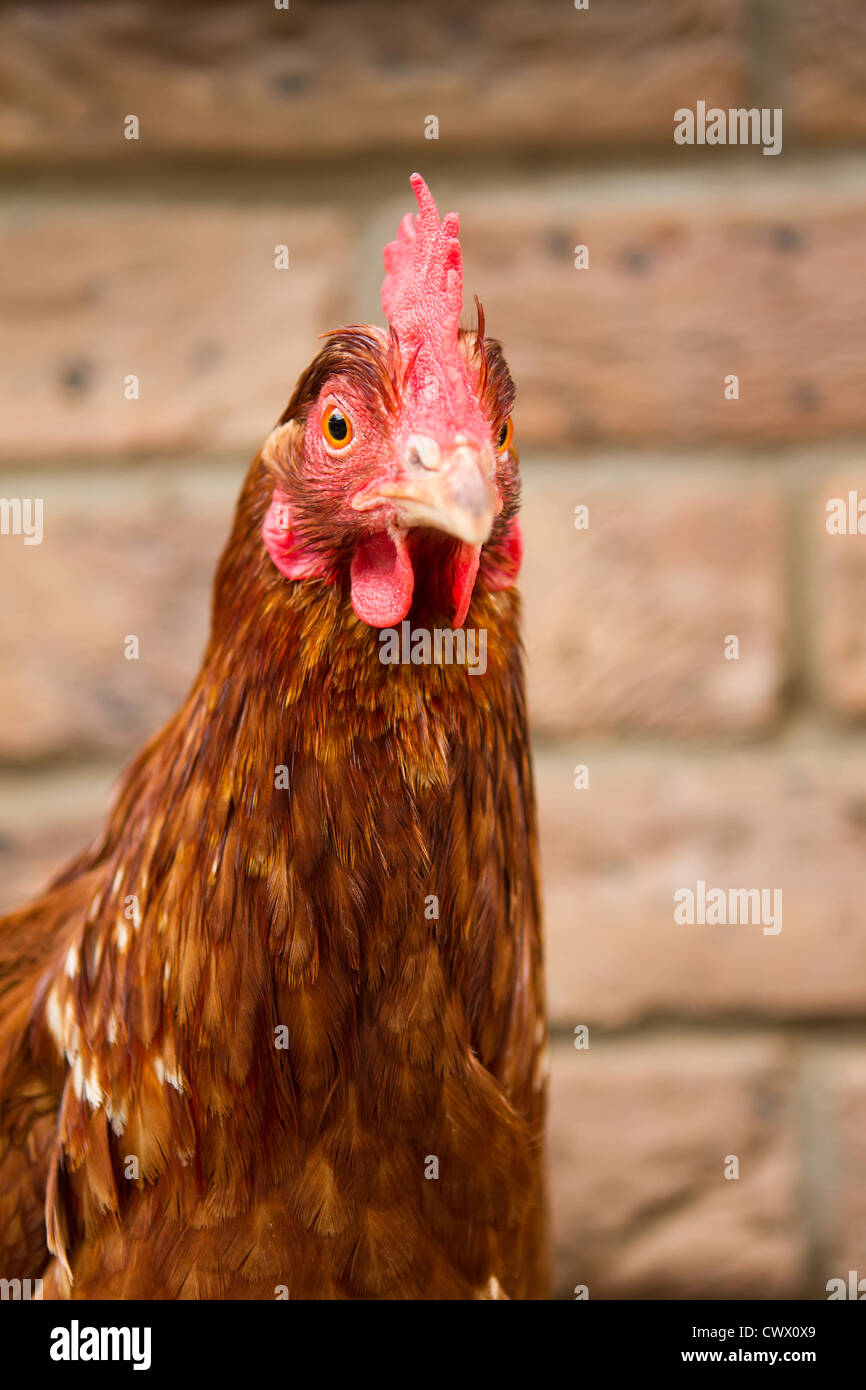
[0,325,547,1300]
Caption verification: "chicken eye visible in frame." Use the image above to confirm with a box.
[322,405,354,450]
[496,418,513,454]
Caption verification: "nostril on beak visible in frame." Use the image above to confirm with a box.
[405,434,442,472]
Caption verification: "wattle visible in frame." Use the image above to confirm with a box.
[349,529,415,628]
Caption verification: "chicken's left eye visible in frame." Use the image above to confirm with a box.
[496,418,513,454]
[322,406,354,450]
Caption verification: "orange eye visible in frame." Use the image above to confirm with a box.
[496,417,513,454]
[322,404,354,450]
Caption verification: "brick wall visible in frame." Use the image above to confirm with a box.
[1,0,865,1298]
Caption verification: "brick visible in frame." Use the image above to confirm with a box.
[813,473,866,718]
[803,1046,866,1294]
[0,462,784,758]
[459,188,866,446]
[0,768,112,915]
[783,0,866,141]
[548,1034,806,1297]
[521,469,786,736]
[0,1,749,162]
[0,467,783,761]
[0,465,236,760]
[0,203,349,459]
[6,187,863,460]
[539,740,866,1027]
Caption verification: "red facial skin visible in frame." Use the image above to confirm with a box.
[263,176,522,629]
[262,346,520,628]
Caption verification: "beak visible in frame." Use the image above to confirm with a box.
[353,434,499,545]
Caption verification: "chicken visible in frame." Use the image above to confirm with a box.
[0,174,548,1300]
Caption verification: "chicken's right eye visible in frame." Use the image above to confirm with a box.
[322,405,354,451]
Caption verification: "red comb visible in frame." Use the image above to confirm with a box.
[381,173,463,351]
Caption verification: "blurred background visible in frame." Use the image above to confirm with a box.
[1,0,866,1298]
